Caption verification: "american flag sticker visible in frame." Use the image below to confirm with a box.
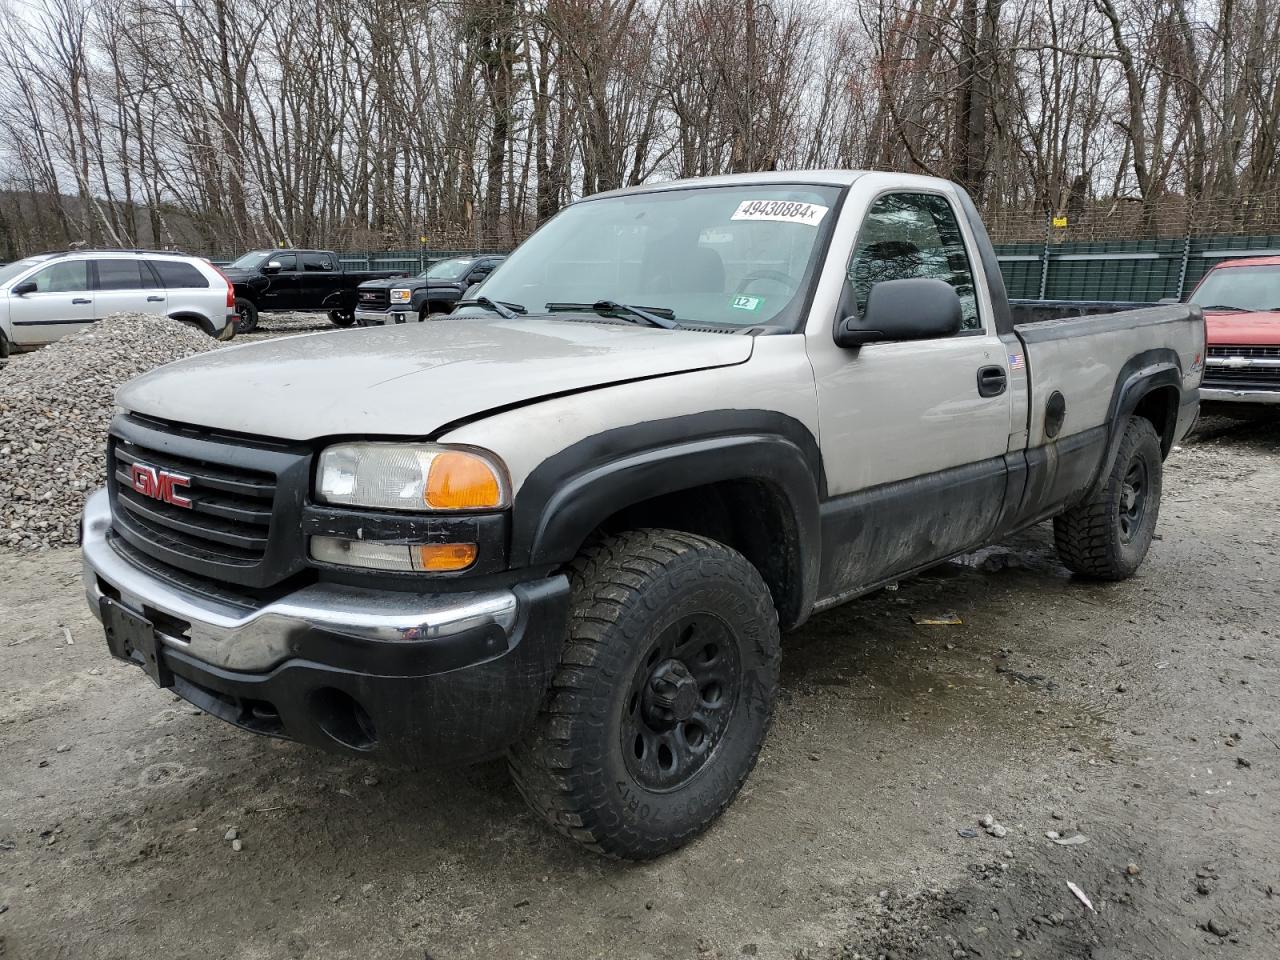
[1008,352,1025,370]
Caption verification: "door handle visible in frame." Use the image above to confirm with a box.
[72,298,91,304]
[147,296,164,302]
[977,365,1007,398]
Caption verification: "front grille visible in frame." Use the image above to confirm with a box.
[358,288,388,309]
[1207,345,1280,359]
[107,415,311,589]
[1204,344,1280,391]
[113,440,274,564]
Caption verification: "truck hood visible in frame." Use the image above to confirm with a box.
[118,316,754,441]
[358,275,427,291]
[1205,309,1280,346]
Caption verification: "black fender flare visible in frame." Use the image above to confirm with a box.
[510,411,824,625]
[412,289,457,314]
[1090,347,1183,496]
[233,284,263,307]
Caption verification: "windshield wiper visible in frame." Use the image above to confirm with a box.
[455,296,526,319]
[1197,304,1246,312]
[545,300,680,330]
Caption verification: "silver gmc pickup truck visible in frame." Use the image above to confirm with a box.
[82,171,1203,859]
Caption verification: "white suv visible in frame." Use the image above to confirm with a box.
[0,250,236,358]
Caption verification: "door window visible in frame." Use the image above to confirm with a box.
[269,253,298,271]
[847,193,981,331]
[302,252,334,271]
[95,259,146,290]
[29,260,89,293]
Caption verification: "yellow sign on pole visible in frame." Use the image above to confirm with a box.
[1052,216,1069,228]
[419,236,430,244]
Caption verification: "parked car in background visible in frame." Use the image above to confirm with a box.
[83,170,1201,859]
[1187,256,1280,411]
[0,249,235,357]
[353,255,505,326]
[222,249,408,333]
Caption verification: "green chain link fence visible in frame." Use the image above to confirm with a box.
[994,234,1280,302]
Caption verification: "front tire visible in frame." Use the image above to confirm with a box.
[1054,415,1163,579]
[328,310,355,327]
[234,298,259,334]
[509,529,781,860]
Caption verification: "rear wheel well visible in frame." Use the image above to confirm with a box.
[594,479,804,629]
[1132,384,1179,456]
[169,312,215,336]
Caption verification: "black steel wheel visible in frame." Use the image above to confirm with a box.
[233,297,258,334]
[509,529,780,860]
[1117,456,1149,543]
[621,613,741,793]
[328,309,355,327]
[1055,414,1164,579]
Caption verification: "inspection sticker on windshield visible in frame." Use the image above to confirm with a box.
[731,200,829,226]
[731,296,764,311]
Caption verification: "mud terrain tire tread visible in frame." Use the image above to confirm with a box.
[508,529,780,860]
[1054,415,1162,580]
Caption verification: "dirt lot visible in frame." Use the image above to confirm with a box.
[2,409,1278,960]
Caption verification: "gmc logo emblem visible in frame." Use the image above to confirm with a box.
[130,463,193,509]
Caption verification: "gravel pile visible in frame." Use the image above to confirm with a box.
[0,313,218,549]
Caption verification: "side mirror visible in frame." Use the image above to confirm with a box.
[11,280,37,296]
[836,278,963,348]
[263,261,283,274]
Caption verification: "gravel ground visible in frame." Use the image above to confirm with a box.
[0,414,1277,960]
[0,311,336,549]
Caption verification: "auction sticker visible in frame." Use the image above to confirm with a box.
[730,200,829,226]
[731,296,764,311]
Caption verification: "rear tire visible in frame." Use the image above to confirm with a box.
[0,328,9,359]
[509,529,781,860]
[1054,415,1163,580]
[234,298,259,334]
[328,310,355,327]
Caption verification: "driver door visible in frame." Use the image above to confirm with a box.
[260,253,300,309]
[808,188,1014,599]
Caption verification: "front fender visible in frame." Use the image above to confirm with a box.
[509,411,824,624]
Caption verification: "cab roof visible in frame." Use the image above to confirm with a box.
[1211,255,1280,270]
[584,170,965,203]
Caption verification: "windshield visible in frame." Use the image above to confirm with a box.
[426,257,475,280]
[226,251,272,270]
[0,257,49,287]
[1190,264,1280,312]
[466,183,843,329]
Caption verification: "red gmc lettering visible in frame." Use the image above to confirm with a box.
[129,463,193,509]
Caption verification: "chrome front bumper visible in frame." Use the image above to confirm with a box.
[81,488,519,672]
[354,309,413,325]
[1200,387,1280,405]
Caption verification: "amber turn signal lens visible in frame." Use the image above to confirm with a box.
[416,542,478,571]
[425,451,504,509]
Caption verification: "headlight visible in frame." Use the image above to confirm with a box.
[390,288,412,303]
[315,442,509,512]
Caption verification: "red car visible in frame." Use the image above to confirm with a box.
[1188,255,1280,409]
